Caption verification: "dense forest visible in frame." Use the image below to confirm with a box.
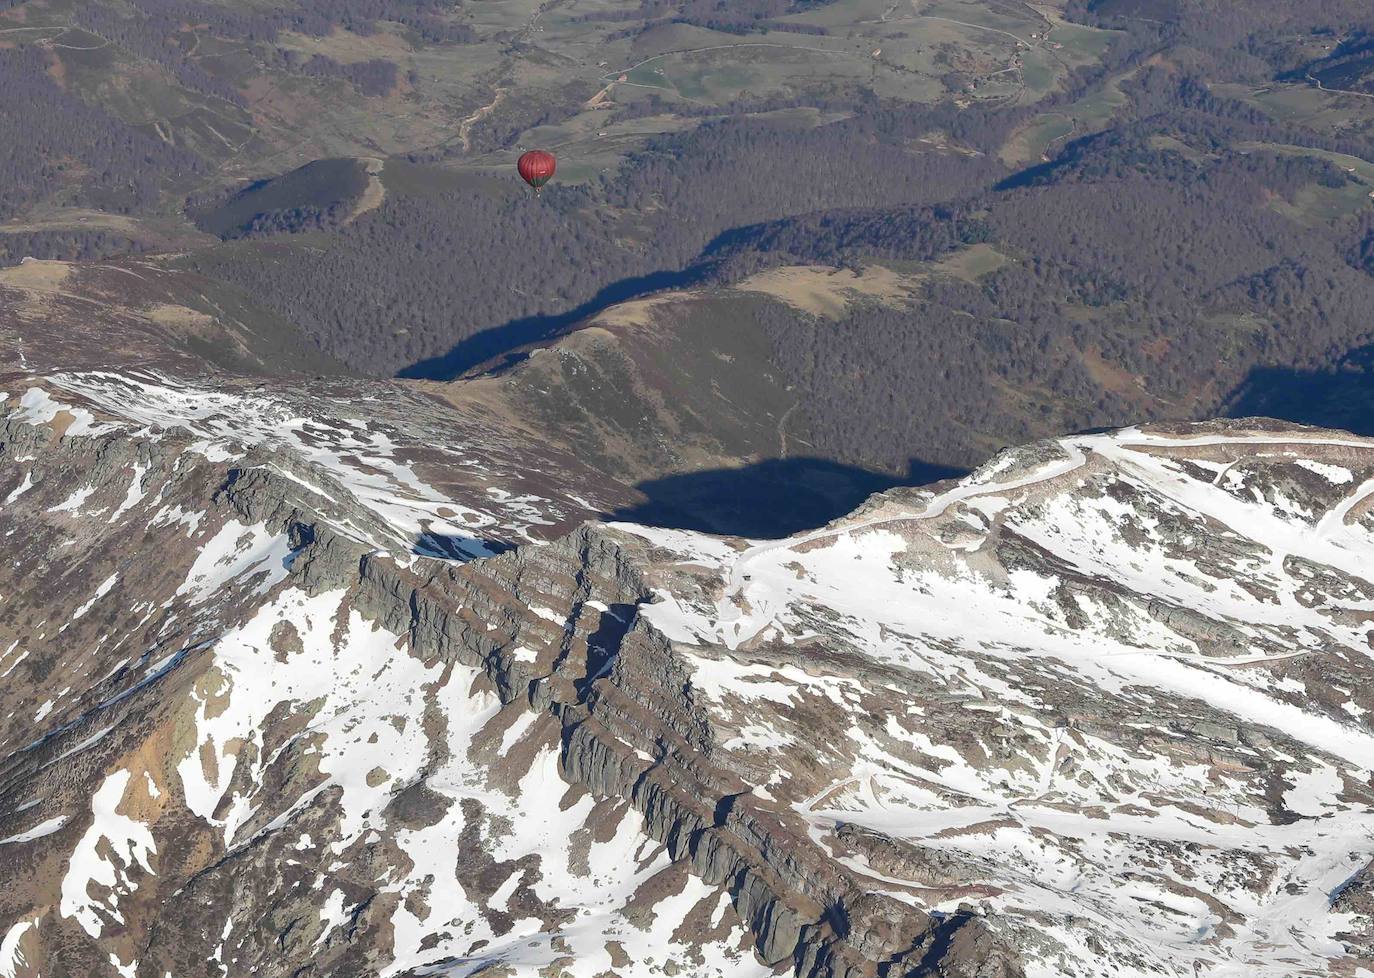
[171,0,1374,380]
[0,48,203,220]
[751,142,1374,469]
[0,231,150,265]
[181,108,1010,374]
[708,70,1374,468]
[179,49,1374,472]
[11,0,1374,477]
[183,59,1374,377]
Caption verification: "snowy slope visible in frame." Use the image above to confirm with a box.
[626,423,1374,978]
[17,369,626,554]
[1,371,1372,978]
[0,375,759,978]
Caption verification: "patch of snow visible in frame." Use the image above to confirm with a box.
[59,770,157,938]
[3,472,33,505]
[0,816,68,844]
[314,890,351,949]
[1294,459,1354,484]
[0,920,35,978]
[176,521,292,602]
[47,484,98,515]
[69,573,118,622]
[108,463,149,522]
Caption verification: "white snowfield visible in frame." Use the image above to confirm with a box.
[175,588,765,978]
[5,368,1374,978]
[34,371,581,556]
[632,426,1374,978]
[0,373,764,978]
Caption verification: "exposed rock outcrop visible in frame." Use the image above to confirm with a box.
[3,374,1373,978]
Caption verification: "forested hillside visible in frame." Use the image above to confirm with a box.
[172,46,1374,474]
[8,4,1374,978]
[6,0,1374,482]
[0,47,204,220]
[180,109,1010,374]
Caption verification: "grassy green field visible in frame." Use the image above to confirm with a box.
[1290,181,1374,223]
[1018,49,1059,98]
[1231,141,1374,225]
[1000,114,1074,164]
[929,242,1013,281]
[1219,82,1374,137]
[999,62,1134,165]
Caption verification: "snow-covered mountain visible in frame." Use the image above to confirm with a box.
[0,369,1371,978]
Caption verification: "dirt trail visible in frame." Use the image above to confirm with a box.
[457,88,507,153]
[344,158,386,224]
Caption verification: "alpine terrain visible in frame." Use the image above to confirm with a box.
[4,0,1374,973]
[0,334,1371,977]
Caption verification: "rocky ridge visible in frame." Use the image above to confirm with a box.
[0,370,1371,977]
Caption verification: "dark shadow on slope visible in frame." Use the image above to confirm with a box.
[1225,351,1374,436]
[580,602,638,693]
[992,151,1067,192]
[413,531,515,560]
[397,265,710,381]
[607,456,967,539]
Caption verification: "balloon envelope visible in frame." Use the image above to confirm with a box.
[517,150,557,191]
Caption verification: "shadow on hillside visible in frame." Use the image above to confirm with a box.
[607,456,967,539]
[397,265,708,381]
[1225,354,1374,435]
[413,530,514,560]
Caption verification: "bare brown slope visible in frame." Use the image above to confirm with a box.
[433,278,961,537]
[0,259,349,378]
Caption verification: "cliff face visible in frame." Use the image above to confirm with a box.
[0,371,1371,978]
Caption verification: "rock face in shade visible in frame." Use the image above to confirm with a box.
[0,369,1372,978]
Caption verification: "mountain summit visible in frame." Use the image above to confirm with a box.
[1,370,1370,977]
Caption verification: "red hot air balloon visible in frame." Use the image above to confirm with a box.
[517,150,557,194]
